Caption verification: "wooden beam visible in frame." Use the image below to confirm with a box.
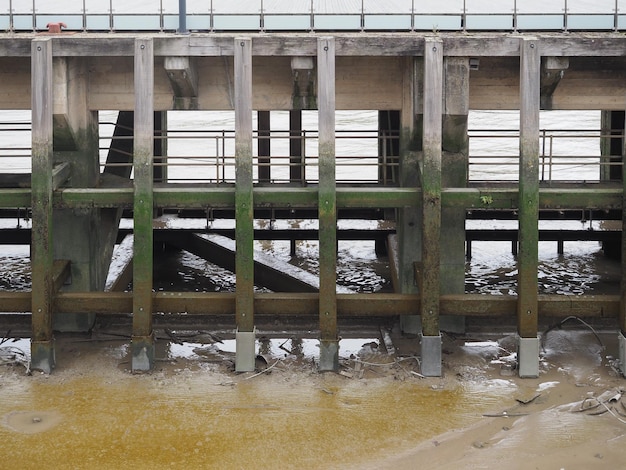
[30,37,55,373]
[234,38,254,331]
[131,37,155,370]
[421,38,443,337]
[518,38,541,339]
[318,37,338,370]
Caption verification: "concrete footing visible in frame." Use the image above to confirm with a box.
[420,334,442,377]
[319,339,339,372]
[131,334,155,372]
[517,336,540,378]
[235,328,256,372]
[619,332,626,378]
[30,339,55,374]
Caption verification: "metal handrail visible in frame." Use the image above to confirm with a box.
[2,0,625,33]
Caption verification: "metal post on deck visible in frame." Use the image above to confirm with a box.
[317,37,338,371]
[30,38,55,373]
[420,38,443,377]
[131,38,155,372]
[178,0,188,34]
[517,38,541,378]
[234,37,256,372]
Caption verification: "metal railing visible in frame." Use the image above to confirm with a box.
[468,128,612,183]
[1,0,626,33]
[98,123,393,185]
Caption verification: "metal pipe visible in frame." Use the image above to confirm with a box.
[178,0,188,34]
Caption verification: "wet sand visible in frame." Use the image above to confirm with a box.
[1,328,625,469]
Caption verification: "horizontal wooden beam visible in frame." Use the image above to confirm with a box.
[0,185,620,210]
[1,35,626,59]
[0,291,619,319]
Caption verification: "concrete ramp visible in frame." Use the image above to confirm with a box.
[164,232,354,293]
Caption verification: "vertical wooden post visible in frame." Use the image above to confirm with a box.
[131,38,155,372]
[317,37,338,371]
[518,38,541,378]
[258,110,271,183]
[234,37,255,372]
[30,38,55,373]
[420,38,443,377]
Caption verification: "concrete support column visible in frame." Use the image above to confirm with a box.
[398,56,422,336]
[258,110,271,183]
[420,39,444,377]
[30,38,55,373]
[440,57,470,335]
[600,110,623,182]
[517,38,541,378]
[52,56,102,333]
[234,37,256,372]
[131,38,155,372]
[317,37,338,371]
[290,110,303,183]
[154,111,168,184]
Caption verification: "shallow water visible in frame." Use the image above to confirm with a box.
[0,348,517,470]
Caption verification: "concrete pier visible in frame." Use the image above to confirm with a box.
[1,31,626,377]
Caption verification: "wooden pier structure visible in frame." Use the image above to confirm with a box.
[1,30,626,377]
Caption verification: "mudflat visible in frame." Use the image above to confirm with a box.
[1,328,624,469]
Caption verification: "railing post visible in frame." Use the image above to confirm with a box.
[317,37,338,371]
[178,0,188,34]
[234,37,256,372]
[30,37,55,373]
[131,38,155,372]
[518,37,541,378]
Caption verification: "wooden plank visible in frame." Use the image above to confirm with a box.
[30,38,55,350]
[234,37,254,332]
[317,37,337,348]
[421,38,443,337]
[132,38,155,339]
[517,38,541,338]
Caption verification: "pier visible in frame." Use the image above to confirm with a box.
[1,2,626,378]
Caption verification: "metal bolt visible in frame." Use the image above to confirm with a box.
[527,309,531,315]
[141,44,145,50]
[240,41,245,47]
[432,46,437,52]
[37,46,42,51]
[530,43,535,48]
[324,45,329,51]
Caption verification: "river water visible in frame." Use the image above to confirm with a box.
[0,109,620,296]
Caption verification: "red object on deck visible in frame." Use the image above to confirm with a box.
[46,22,67,34]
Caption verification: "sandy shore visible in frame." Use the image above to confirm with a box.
[1,327,625,469]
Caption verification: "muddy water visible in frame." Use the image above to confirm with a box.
[0,343,515,470]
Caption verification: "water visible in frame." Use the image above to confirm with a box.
[0,109,619,295]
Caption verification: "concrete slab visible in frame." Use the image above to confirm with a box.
[235,328,256,372]
[420,334,442,377]
[131,335,155,372]
[319,339,339,372]
[30,339,55,374]
[518,336,540,378]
